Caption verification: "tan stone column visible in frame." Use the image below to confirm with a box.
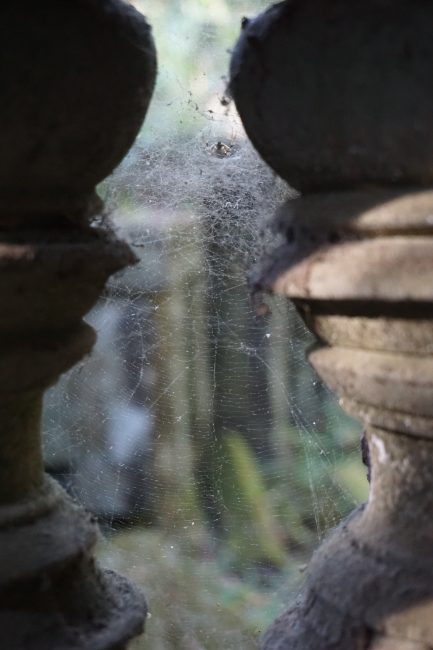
[0,2,156,649]
[231,2,433,649]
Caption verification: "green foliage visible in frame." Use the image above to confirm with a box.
[264,421,364,548]
[334,457,369,504]
[99,529,305,650]
[220,432,287,570]
[99,531,259,650]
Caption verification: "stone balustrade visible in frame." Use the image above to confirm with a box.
[231,2,433,648]
[0,2,156,648]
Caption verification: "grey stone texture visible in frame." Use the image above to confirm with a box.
[0,1,156,648]
[231,1,433,648]
[231,0,433,193]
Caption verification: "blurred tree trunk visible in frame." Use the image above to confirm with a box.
[151,224,207,542]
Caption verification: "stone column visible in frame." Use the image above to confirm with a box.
[0,2,156,649]
[231,2,433,649]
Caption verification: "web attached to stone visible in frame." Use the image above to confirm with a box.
[42,2,365,647]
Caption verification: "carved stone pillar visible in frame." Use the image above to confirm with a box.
[0,2,156,649]
[231,2,433,649]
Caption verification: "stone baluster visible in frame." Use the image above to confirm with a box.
[0,2,156,649]
[231,2,433,649]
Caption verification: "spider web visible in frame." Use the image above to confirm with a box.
[42,1,366,647]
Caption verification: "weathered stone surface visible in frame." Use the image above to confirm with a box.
[0,0,156,221]
[0,479,146,650]
[275,190,433,235]
[257,193,433,303]
[231,1,433,192]
[311,315,433,355]
[262,431,433,650]
[310,347,433,419]
[341,398,433,440]
[370,639,428,650]
[231,1,433,649]
[0,1,156,648]
[271,235,433,301]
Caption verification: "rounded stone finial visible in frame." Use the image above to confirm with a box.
[0,0,156,218]
[230,0,433,192]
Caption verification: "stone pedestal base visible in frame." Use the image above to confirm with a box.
[0,477,146,650]
[256,191,433,649]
